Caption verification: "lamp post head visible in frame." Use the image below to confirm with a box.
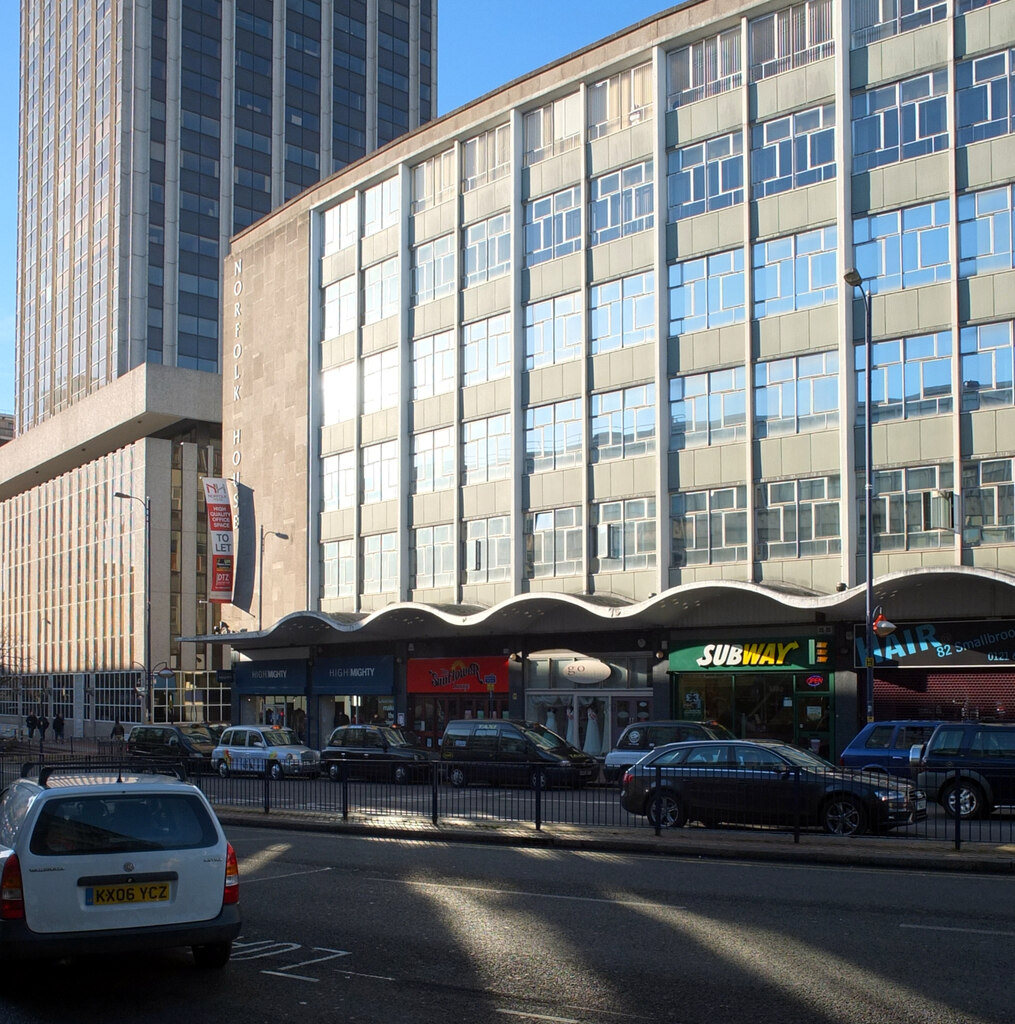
[113,491,130,500]
[843,268,863,288]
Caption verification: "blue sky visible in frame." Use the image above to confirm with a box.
[0,1,670,416]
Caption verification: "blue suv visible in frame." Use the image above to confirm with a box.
[839,720,943,776]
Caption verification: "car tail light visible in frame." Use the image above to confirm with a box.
[622,771,634,788]
[223,843,239,906]
[1,855,24,920]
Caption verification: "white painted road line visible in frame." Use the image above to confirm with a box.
[242,866,334,884]
[901,923,1015,937]
[397,879,679,908]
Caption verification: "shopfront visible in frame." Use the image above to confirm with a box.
[232,658,309,741]
[669,634,835,756]
[312,655,396,744]
[523,653,655,758]
[407,657,509,749]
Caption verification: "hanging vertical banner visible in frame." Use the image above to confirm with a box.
[202,478,234,603]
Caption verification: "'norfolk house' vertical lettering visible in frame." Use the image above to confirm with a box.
[231,258,243,524]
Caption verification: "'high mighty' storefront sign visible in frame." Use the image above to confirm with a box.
[853,620,1015,668]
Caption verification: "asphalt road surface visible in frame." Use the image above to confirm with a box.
[0,825,1010,1024]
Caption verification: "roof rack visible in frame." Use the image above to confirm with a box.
[20,761,188,787]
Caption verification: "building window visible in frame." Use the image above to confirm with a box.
[962,458,1015,546]
[856,331,952,423]
[363,257,399,325]
[323,275,356,338]
[412,524,455,588]
[593,497,656,572]
[525,398,583,473]
[590,384,656,462]
[362,440,398,504]
[751,104,835,199]
[523,92,581,166]
[525,507,583,578]
[362,532,397,594]
[412,234,455,304]
[956,49,1015,146]
[464,516,511,583]
[590,160,654,245]
[463,313,511,386]
[960,321,1014,410]
[412,426,455,493]
[322,363,356,423]
[463,213,511,287]
[667,28,742,108]
[671,486,748,566]
[753,225,837,317]
[362,348,399,414]
[323,539,355,599]
[756,476,841,559]
[524,186,582,266]
[850,0,947,49]
[463,414,512,484]
[749,0,834,83]
[411,149,455,213]
[463,124,510,191]
[957,0,1005,11]
[590,272,655,355]
[853,200,951,293]
[866,464,954,551]
[587,61,652,141]
[668,249,745,334]
[958,185,1014,276]
[524,292,582,369]
[412,329,455,400]
[667,131,744,221]
[754,350,839,437]
[322,451,356,510]
[670,366,747,449]
[852,70,949,173]
[363,178,399,236]
[322,196,356,255]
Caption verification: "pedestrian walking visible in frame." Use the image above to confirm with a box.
[38,714,50,740]
[52,712,65,743]
[111,719,125,741]
[25,712,38,739]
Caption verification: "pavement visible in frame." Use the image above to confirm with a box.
[16,734,1015,875]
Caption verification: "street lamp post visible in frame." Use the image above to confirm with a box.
[258,526,290,631]
[114,491,151,723]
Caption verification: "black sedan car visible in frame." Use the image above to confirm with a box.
[620,739,926,836]
[321,724,433,783]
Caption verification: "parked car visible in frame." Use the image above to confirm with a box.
[911,721,1015,818]
[0,763,240,965]
[602,719,735,783]
[321,724,432,783]
[439,719,599,789]
[839,720,944,776]
[212,725,320,780]
[620,739,926,836]
[126,723,218,769]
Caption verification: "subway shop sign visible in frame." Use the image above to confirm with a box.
[669,637,830,672]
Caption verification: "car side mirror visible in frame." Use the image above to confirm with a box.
[908,743,924,766]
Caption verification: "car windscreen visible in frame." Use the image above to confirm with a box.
[518,723,571,753]
[704,721,736,739]
[263,728,301,747]
[766,744,834,769]
[379,727,412,748]
[179,724,216,744]
[30,793,219,855]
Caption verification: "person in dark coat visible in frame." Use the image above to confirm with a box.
[111,719,125,741]
[52,713,65,743]
[25,713,38,739]
[38,714,50,740]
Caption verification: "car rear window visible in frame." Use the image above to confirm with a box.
[29,793,219,856]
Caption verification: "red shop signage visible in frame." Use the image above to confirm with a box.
[407,657,508,694]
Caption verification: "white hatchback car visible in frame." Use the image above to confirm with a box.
[0,764,240,966]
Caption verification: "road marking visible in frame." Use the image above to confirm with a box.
[396,879,677,909]
[495,1012,579,1023]
[242,866,333,884]
[901,923,1015,937]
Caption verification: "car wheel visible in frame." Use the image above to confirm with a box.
[328,762,341,782]
[267,761,284,782]
[448,766,467,788]
[393,764,410,784]
[216,760,229,779]
[942,780,985,819]
[822,794,867,836]
[645,791,686,829]
[192,941,232,969]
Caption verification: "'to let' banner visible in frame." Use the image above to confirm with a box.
[202,478,234,603]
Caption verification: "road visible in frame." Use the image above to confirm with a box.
[0,824,1009,1023]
